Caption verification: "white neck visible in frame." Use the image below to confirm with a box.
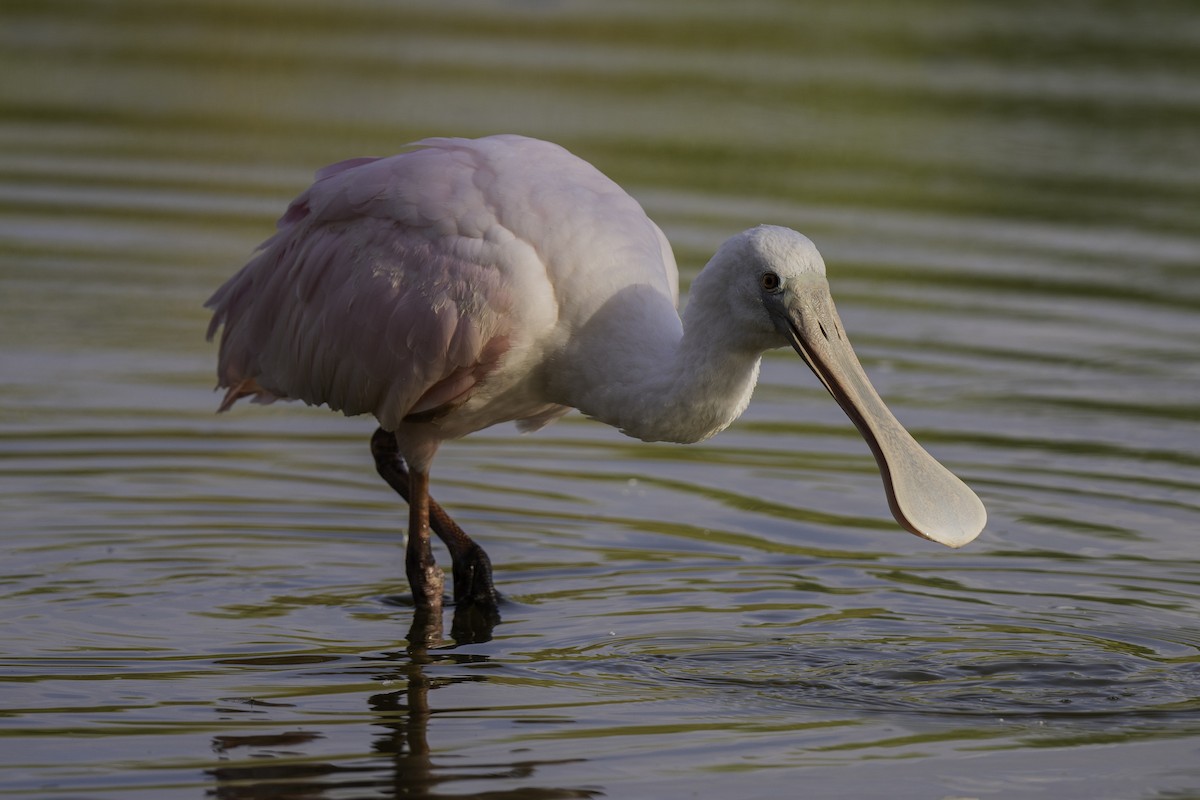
[548,285,763,444]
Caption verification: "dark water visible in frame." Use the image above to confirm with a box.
[2,1,1199,798]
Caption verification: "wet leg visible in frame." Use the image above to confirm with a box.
[405,467,444,613]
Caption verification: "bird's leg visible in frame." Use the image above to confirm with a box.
[406,467,445,613]
[371,429,500,611]
[431,504,501,612]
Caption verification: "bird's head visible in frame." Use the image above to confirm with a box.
[690,226,828,348]
[691,225,986,549]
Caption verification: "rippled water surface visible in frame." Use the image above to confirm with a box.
[3,1,1200,798]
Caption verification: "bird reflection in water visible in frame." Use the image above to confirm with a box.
[207,610,596,799]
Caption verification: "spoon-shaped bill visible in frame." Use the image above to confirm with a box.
[779,284,986,548]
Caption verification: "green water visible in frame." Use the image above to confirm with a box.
[2,1,1199,797]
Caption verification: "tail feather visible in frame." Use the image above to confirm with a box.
[216,377,278,412]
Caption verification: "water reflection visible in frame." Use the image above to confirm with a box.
[211,730,336,800]
[209,607,598,799]
[366,631,596,800]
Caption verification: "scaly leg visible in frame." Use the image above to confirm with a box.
[371,428,500,611]
[405,467,445,613]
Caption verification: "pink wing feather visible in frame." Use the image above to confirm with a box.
[205,151,516,431]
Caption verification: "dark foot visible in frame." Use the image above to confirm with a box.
[451,543,500,609]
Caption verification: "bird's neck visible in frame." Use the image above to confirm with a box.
[552,289,763,444]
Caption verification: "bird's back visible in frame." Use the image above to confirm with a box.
[205,135,680,434]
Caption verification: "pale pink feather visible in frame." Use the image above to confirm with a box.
[206,135,680,438]
[206,156,518,431]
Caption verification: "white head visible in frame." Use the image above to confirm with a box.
[685,225,830,353]
[687,225,987,548]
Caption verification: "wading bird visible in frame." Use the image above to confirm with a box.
[206,135,985,616]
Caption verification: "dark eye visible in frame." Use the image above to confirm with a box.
[760,271,782,293]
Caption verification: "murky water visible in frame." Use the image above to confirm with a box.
[3,1,1200,797]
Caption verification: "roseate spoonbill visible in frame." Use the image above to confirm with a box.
[206,134,985,614]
